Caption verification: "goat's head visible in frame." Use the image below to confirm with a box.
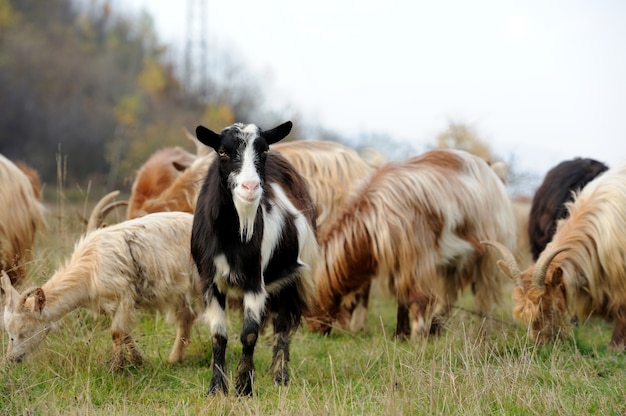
[482,240,571,342]
[195,121,292,241]
[1,271,51,363]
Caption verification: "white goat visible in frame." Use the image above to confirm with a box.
[1,211,199,369]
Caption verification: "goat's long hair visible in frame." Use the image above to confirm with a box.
[0,154,46,286]
[273,140,385,236]
[530,162,626,320]
[314,149,516,316]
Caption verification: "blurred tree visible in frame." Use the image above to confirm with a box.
[0,0,275,198]
[0,0,20,32]
[435,121,493,161]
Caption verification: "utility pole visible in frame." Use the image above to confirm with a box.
[184,0,208,98]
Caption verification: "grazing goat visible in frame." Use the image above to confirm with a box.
[308,149,517,339]
[528,157,608,260]
[0,154,46,287]
[191,121,319,396]
[126,146,196,219]
[1,210,199,368]
[483,161,626,350]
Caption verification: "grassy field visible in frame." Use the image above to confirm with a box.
[1,196,625,415]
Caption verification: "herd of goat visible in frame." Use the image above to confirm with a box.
[1,121,625,396]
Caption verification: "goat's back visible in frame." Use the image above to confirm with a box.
[61,212,198,313]
[273,140,385,235]
[127,147,196,219]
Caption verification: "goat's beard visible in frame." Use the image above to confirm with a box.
[234,196,260,243]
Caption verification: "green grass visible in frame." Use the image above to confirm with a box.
[2,199,625,415]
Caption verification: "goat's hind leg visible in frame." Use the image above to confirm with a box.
[168,298,197,363]
[271,319,292,386]
[270,282,307,386]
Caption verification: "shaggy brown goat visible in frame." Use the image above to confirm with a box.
[309,149,517,339]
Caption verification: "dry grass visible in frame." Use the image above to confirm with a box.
[1,195,625,415]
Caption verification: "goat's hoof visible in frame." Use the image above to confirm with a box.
[128,351,144,367]
[271,353,289,385]
[207,376,228,395]
[235,371,254,396]
[108,354,126,371]
[272,370,289,386]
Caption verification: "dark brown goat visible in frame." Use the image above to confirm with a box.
[528,157,608,260]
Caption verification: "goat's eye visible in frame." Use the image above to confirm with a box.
[263,148,269,154]
[218,150,226,157]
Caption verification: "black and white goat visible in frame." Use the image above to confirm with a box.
[191,121,319,396]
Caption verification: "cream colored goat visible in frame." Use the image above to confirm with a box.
[1,211,199,369]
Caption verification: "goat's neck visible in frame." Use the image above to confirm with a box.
[38,263,92,322]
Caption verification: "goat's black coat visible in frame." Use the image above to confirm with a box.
[190,122,317,396]
[528,157,608,260]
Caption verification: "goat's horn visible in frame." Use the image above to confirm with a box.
[100,200,128,220]
[183,127,210,158]
[531,245,572,290]
[86,190,121,233]
[481,240,523,289]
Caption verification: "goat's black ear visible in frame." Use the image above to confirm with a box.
[195,125,222,152]
[262,121,292,145]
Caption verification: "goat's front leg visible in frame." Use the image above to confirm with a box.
[337,279,372,332]
[235,290,266,396]
[206,291,229,395]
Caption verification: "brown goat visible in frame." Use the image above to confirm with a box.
[308,149,517,339]
[0,155,46,287]
[126,147,196,219]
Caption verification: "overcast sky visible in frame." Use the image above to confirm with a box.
[121,0,626,188]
